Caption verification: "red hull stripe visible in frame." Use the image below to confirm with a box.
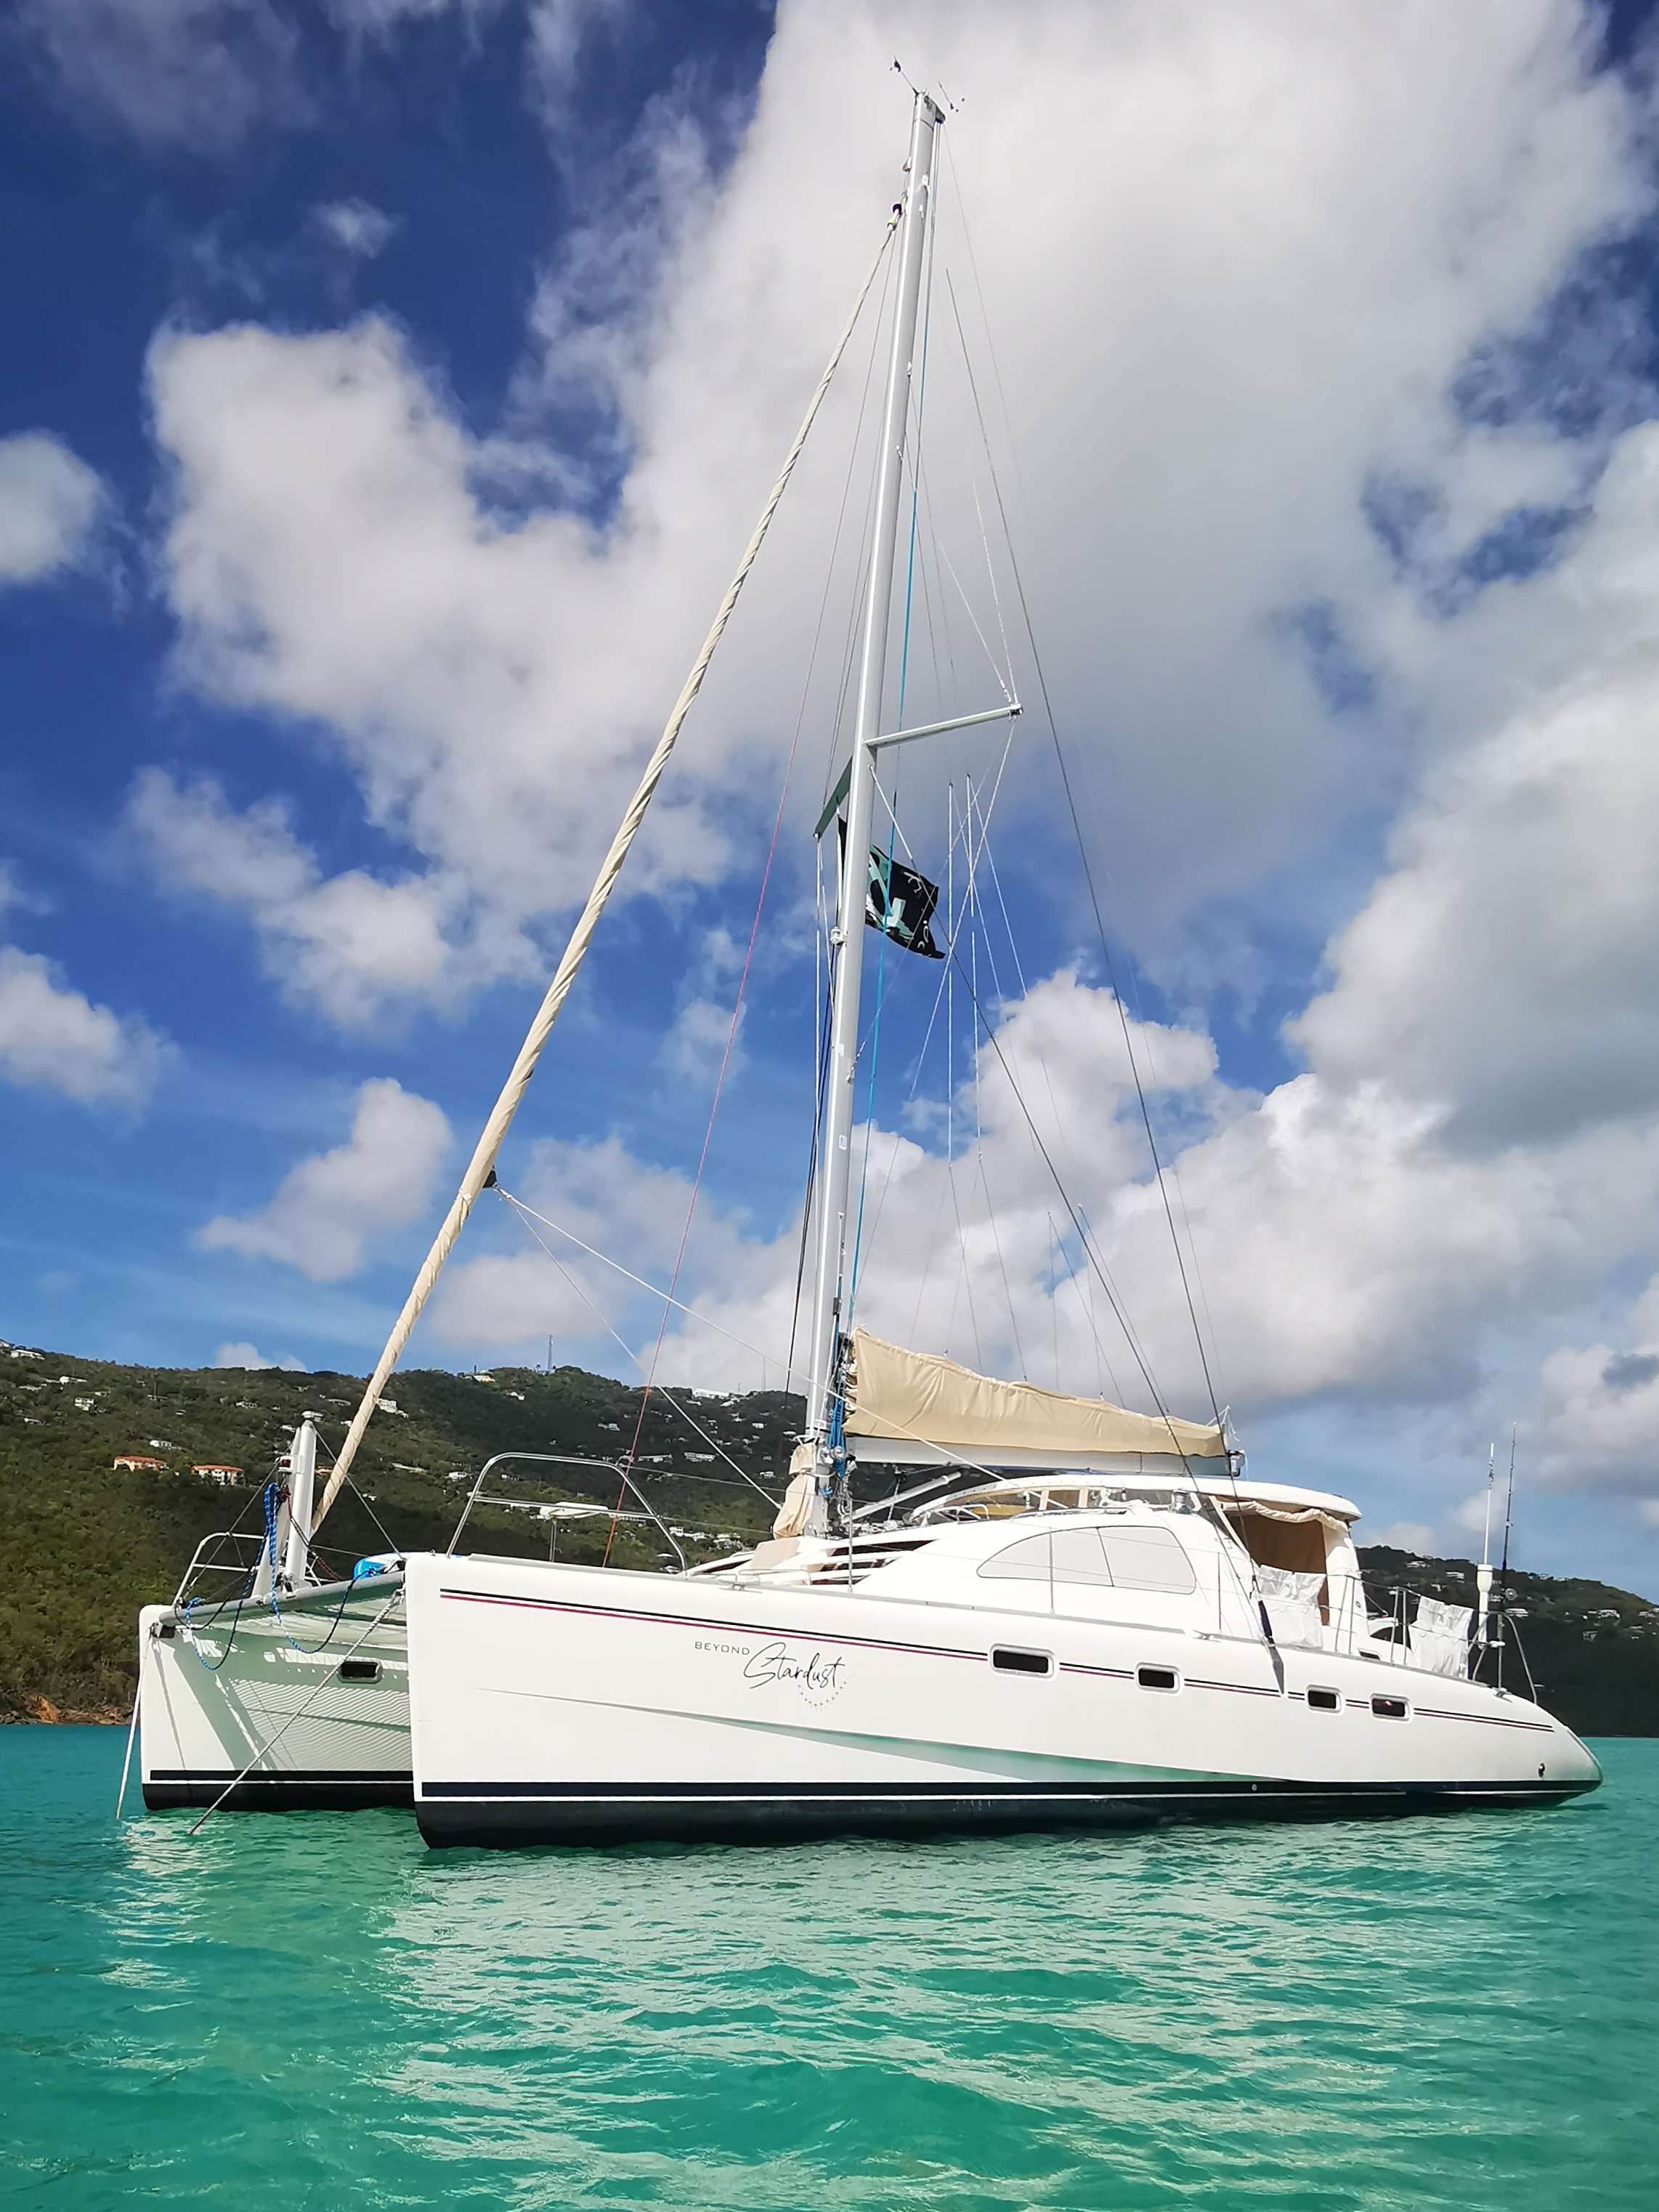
[438,1586,987,1665]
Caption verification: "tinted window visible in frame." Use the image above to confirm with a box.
[1049,1527,1116,1584]
[1100,1524,1196,1595]
[980,1533,1052,1581]
[1137,1664,1178,1691]
[992,1646,1052,1676]
[1371,1695,1408,1719]
[1307,1687,1339,1711]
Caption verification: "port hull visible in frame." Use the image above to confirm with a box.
[137,1580,411,1812]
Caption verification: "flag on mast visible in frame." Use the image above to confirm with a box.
[839,822,944,959]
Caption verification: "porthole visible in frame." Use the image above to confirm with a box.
[991,1646,1052,1677]
[338,1658,382,1683]
[1137,1664,1179,1692]
[1307,1687,1339,1712]
[1371,1694,1408,1719]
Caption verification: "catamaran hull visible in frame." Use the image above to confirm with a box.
[402,1554,1600,1848]
[137,1584,412,1812]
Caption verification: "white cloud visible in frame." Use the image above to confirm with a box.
[429,1130,766,1363]
[313,198,399,259]
[525,0,625,128]
[214,1340,307,1371]
[1371,1523,1435,1555]
[198,1076,451,1281]
[660,925,746,1085]
[0,946,169,1106]
[662,998,739,1087]
[126,768,534,1028]
[0,434,105,583]
[15,0,304,150]
[138,0,1656,1026]
[1297,422,1659,1148]
[113,1,1659,1556]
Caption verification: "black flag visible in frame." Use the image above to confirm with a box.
[839,823,944,959]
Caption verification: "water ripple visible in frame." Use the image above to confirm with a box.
[0,1733,1653,2210]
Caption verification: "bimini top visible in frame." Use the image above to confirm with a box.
[844,1329,1228,1464]
[909,1472,1362,1526]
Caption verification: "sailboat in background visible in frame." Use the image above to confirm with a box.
[134,92,1600,1839]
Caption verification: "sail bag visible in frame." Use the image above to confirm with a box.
[843,1329,1228,1461]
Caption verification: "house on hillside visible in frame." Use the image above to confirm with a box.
[149,1436,177,1450]
[113,1454,166,1471]
[193,1464,243,1486]
[9,1347,43,1361]
[73,1396,95,1411]
[376,1396,405,1415]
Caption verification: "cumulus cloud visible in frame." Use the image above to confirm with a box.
[126,768,534,1028]
[214,1340,307,1371]
[137,0,1657,1032]
[109,1,1659,1555]
[1297,423,1659,1149]
[0,946,169,1106]
[0,434,105,583]
[198,1076,451,1281]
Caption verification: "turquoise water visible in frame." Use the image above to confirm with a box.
[1,1731,1653,2211]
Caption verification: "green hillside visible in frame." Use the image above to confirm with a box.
[1355,1546,1659,1738]
[4,1341,1656,1735]
[0,1345,790,1719]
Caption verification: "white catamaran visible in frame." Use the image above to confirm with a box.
[135,93,1600,1840]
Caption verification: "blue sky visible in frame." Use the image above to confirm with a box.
[11,1,1659,1593]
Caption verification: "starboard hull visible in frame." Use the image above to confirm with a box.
[402,1553,1601,1849]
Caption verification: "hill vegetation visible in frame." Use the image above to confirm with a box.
[3,1342,1656,1734]
[0,1344,787,1718]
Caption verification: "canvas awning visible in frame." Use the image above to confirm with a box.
[843,1329,1228,1463]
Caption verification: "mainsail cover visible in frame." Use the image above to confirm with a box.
[844,1330,1228,1461]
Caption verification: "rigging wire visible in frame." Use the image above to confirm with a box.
[496,1192,781,1509]
[602,612,814,1560]
[942,266,1227,1441]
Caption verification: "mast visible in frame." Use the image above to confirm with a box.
[307,211,904,1539]
[805,92,944,1529]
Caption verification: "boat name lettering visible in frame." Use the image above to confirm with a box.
[743,1640,845,1699]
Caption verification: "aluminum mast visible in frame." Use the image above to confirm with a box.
[803,91,944,1531]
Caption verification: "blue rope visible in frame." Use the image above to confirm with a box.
[183,1479,277,1671]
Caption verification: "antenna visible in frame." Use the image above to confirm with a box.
[1475,1441,1497,1658]
[1496,1425,1517,1689]
[1482,1442,1495,1565]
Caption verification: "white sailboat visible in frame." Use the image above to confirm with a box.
[136,92,1600,1838]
